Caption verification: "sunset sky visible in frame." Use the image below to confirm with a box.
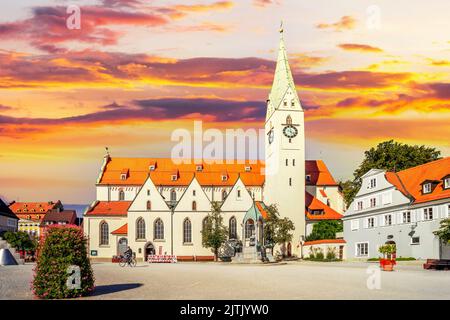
[0,0,449,204]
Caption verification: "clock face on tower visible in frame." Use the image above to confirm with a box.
[268,130,274,144]
[283,125,298,138]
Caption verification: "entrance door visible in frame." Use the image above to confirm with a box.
[339,246,344,260]
[117,238,128,256]
[144,242,155,261]
[287,242,292,257]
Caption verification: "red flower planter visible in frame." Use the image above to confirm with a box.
[380,258,396,271]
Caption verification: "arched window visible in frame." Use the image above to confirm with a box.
[192,201,197,211]
[183,218,192,243]
[245,219,255,239]
[136,218,145,240]
[170,188,177,202]
[154,218,164,240]
[222,189,227,201]
[100,221,109,245]
[119,190,125,201]
[146,200,151,211]
[286,115,292,125]
[229,217,237,239]
[202,217,210,234]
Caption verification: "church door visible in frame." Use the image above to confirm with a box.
[287,242,292,257]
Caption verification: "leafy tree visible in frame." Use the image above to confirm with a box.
[434,219,450,244]
[305,220,343,242]
[201,202,228,261]
[3,231,37,253]
[263,204,295,257]
[342,140,441,206]
[32,225,95,299]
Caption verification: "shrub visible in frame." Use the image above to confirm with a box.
[314,247,324,260]
[32,225,95,299]
[325,247,337,260]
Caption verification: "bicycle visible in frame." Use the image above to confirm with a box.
[119,255,137,267]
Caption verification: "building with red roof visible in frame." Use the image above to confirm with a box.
[343,157,450,260]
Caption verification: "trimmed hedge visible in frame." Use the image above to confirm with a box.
[32,225,95,299]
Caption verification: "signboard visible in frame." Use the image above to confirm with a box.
[90,250,98,256]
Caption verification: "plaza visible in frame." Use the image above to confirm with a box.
[1,261,450,300]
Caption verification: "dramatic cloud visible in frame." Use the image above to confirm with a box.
[316,16,356,31]
[252,0,281,7]
[338,43,383,53]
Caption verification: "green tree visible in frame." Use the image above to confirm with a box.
[305,220,343,242]
[434,219,450,244]
[201,202,228,261]
[342,140,441,206]
[3,231,37,253]
[263,204,295,257]
[32,225,94,299]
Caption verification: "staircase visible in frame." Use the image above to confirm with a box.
[232,246,263,264]
[0,239,25,265]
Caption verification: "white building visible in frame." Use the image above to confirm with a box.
[84,28,344,262]
[343,158,450,260]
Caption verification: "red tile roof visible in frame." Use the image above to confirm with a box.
[9,201,62,222]
[41,210,77,226]
[98,158,265,187]
[305,160,338,186]
[305,192,343,220]
[385,157,450,204]
[255,202,269,219]
[98,158,339,188]
[111,223,128,235]
[85,201,131,216]
[319,189,327,198]
[304,239,346,246]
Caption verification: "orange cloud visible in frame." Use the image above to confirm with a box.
[338,43,383,53]
[316,16,356,31]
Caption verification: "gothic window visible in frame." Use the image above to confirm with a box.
[245,219,255,239]
[136,218,145,240]
[222,189,227,201]
[183,218,192,243]
[286,115,292,125]
[146,200,151,211]
[119,190,125,201]
[229,217,237,239]
[202,217,211,234]
[170,189,177,201]
[100,221,109,245]
[154,218,164,240]
[192,201,197,211]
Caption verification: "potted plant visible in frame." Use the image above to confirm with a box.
[378,244,397,271]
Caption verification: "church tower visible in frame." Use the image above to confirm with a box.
[264,24,306,256]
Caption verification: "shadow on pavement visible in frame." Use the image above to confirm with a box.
[91,283,143,296]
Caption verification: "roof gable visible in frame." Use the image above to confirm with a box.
[174,176,211,212]
[221,177,253,212]
[128,175,169,212]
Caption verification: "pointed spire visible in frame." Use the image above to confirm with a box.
[268,22,300,111]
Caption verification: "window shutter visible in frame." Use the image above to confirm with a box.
[379,215,385,227]
[373,216,378,227]
[411,210,416,223]
[363,218,368,229]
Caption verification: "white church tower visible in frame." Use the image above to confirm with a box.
[264,24,306,256]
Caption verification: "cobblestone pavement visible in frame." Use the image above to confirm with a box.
[1,261,450,300]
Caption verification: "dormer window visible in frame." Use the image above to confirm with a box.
[149,161,157,171]
[196,164,203,172]
[171,170,179,181]
[369,178,377,189]
[443,176,450,190]
[245,166,251,172]
[423,183,432,194]
[120,168,129,180]
[221,174,228,181]
[306,175,311,182]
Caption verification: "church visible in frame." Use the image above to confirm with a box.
[84,28,345,262]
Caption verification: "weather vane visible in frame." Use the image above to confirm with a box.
[279,20,284,33]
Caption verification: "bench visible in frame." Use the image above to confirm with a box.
[423,259,450,270]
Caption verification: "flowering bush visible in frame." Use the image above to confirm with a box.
[32,225,95,299]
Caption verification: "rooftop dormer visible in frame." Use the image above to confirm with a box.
[120,168,129,180]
